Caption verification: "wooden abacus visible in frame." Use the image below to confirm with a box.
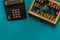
[29,0,60,24]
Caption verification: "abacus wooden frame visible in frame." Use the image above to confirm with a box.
[29,0,60,24]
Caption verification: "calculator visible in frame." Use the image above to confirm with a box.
[29,0,60,24]
[4,0,26,20]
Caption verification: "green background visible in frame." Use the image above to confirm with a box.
[0,0,60,40]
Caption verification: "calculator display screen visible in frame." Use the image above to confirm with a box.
[5,0,23,5]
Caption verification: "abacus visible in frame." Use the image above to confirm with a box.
[29,0,60,24]
[4,0,26,20]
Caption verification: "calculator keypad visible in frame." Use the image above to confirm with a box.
[12,9,21,19]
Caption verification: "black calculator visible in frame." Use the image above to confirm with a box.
[4,0,26,20]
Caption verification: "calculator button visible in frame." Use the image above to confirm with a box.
[8,15,11,20]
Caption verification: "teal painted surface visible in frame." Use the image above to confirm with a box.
[0,0,60,40]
